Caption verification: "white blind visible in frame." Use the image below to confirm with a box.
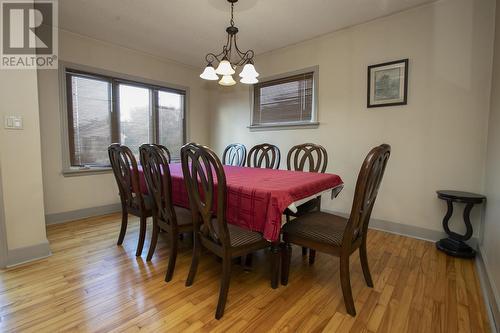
[253,72,314,125]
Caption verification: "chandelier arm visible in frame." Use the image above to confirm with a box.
[232,35,254,64]
[232,34,246,58]
[205,53,222,64]
[229,35,236,63]
[234,50,254,67]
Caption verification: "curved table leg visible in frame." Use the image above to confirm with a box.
[436,200,476,258]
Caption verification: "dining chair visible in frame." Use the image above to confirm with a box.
[108,143,152,257]
[285,143,328,263]
[281,144,391,316]
[181,142,279,319]
[139,144,194,281]
[222,143,247,167]
[247,143,281,169]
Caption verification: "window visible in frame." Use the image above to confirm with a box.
[252,69,318,128]
[65,68,185,169]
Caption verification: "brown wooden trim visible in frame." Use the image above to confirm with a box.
[152,90,159,144]
[66,68,186,95]
[65,73,77,166]
[254,72,314,89]
[111,80,120,143]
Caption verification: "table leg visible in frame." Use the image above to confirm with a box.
[436,200,476,258]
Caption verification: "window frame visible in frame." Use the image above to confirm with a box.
[249,66,319,131]
[59,62,188,176]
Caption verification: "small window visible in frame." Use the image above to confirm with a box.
[65,68,186,170]
[67,74,112,167]
[252,70,317,128]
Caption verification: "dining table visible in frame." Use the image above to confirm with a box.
[138,163,344,242]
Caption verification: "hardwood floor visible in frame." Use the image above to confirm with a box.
[0,213,491,332]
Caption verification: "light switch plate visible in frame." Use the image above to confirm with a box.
[4,116,23,130]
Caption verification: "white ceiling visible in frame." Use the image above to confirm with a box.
[59,0,436,68]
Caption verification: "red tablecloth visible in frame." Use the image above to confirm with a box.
[138,163,343,241]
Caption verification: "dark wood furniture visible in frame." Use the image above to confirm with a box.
[181,143,279,319]
[222,143,246,167]
[247,143,281,169]
[435,190,485,259]
[108,144,152,257]
[285,143,329,262]
[139,144,194,280]
[281,144,391,316]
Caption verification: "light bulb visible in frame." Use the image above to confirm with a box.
[199,65,219,80]
[240,76,258,84]
[215,59,235,75]
[239,63,259,78]
[219,75,237,86]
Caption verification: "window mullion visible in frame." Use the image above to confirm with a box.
[152,89,159,144]
[111,80,120,143]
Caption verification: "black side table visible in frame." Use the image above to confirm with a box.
[436,190,486,258]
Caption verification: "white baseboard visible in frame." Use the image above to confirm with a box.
[476,248,500,332]
[45,203,122,225]
[6,240,51,267]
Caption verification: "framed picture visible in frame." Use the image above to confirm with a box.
[367,59,408,108]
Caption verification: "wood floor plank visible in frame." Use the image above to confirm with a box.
[0,213,491,332]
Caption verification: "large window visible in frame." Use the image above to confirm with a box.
[65,68,185,169]
[252,69,318,128]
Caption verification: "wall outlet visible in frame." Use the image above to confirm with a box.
[4,116,23,130]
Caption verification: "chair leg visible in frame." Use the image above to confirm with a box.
[340,255,356,316]
[165,229,178,282]
[146,217,159,261]
[270,243,280,289]
[186,233,201,286]
[281,243,292,285]
[309,249,316,265]
[302,247,308,256]
[359,241,373,287]
[117,208,128,245]
[135,216,147,257]
[215,256,232,320]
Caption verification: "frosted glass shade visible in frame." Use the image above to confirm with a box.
[219,75,236,86]
[199,65,219,80]
[215,59,235,75]
[239,63,259,78]
[240,76,258,84]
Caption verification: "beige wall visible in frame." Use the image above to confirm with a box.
[482,0,500,315]
[0,70,48,251]
[38,30,211,216]
[210,0,495,235]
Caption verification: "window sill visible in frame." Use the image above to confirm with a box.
[62,167,113,177]
[248,122,319,131]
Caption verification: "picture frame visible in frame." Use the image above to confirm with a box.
[367,59,408,108]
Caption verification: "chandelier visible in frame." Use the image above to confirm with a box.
[200,0,259,86]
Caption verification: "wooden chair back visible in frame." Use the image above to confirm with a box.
[181,143,230,247]
[108,143,145,211]
[287,143,328,173]
[222,143,246,167]
[343,144,391,246]
[139,144,174,223]
[247,143,280,169]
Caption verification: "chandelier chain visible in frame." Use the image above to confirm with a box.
[230,3,235,27]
